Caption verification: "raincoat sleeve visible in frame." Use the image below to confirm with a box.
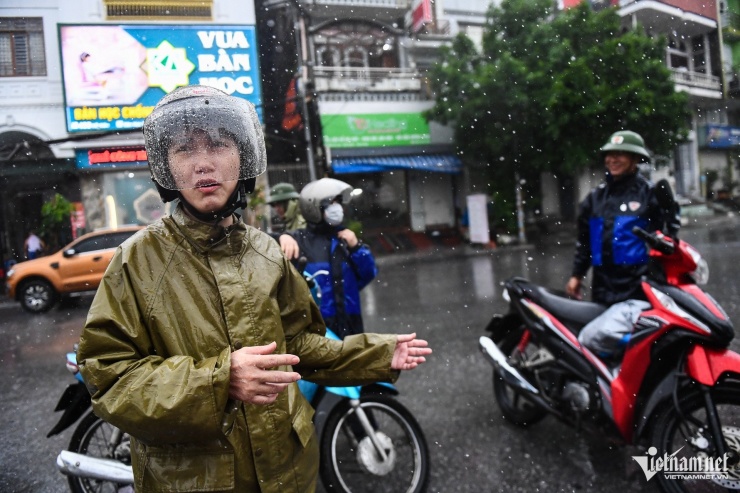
[78,251,231,445]
[348,243,378,290]
[278,257,399,386]
[572,191,594,279]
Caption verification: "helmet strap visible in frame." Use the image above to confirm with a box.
[179,179,254,225]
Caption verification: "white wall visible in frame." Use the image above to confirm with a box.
[0,0,260,160]
[0,2,67,148]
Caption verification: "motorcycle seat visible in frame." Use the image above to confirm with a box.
[507,277,608,333]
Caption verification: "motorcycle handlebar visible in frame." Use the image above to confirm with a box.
[632,226,675,255]
[296,256,316,289]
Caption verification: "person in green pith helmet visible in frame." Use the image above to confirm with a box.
[566,130,681,360]
[267,182,307,233]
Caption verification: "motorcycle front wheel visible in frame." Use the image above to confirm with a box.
[492,330,548,427]
[650,381,740,493]
[319,394,429,493]
[67,411,131,493]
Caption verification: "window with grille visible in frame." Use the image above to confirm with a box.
[0,18,46,77]
[104,1,213,20]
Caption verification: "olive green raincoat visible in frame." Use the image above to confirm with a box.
[78,205,398,493]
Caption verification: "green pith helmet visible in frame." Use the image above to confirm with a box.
[267,182,300,204]
[600,130,651,163]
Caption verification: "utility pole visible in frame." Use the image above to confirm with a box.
[512,123,527,244]
[290,0,318,181]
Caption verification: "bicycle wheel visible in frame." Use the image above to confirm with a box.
[67,411,132,493]
[319,394,429,493]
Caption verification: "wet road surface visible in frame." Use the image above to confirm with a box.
[1,216,739,492]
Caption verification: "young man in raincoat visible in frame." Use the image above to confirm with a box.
[77,85,431,493]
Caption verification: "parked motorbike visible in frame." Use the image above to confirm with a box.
[479,204,740,490]
[48,269,429,493]
[46,349,132,493]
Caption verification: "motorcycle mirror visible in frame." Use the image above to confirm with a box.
[655,179,676,210]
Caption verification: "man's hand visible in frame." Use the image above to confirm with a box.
[279,234,300,259]
[391,333,432,371]
[565,276,583,300]
[337,229,359,249]
[229,342,301,405]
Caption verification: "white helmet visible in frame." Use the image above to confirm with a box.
[299,178,353,224]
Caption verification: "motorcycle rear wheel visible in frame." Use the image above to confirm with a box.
[492,330,548,427]
[649,381,740,493]
[67,411,131,493]
[319,394,429,493]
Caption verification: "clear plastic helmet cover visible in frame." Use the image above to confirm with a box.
[143,86,266,190]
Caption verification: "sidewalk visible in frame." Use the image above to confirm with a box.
[373,211,739,267]
[3,213,735,309]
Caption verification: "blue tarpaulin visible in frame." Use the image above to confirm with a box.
[331,153,462,174]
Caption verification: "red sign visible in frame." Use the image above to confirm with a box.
[87,147,148,165]
[411,0,432,33]
[70,202,86,239]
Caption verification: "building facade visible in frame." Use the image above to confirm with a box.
[256,0,497,242]
[0,0,262,262]
[542,0,733,219]
[619,0,728,201]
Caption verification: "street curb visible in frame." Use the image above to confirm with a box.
[375,242,536,267]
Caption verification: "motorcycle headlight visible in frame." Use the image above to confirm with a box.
[689,258,709,285]
[650,286,710,333]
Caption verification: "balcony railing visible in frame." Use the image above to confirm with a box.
[297,0,410,7]
[312,67,422,93]
[670,69,721,91]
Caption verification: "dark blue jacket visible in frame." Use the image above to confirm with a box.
[290,223,377,339]
[572,172,680,305]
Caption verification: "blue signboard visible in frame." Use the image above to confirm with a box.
[702,124,740,149]
[59,24,263,133]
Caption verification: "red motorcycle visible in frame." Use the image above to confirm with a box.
[479,222,740,492]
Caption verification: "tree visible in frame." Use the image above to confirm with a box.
[39,193,74,251]
[426,0,690,227]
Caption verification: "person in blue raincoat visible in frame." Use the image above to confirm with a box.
[289,178,377,339]
[566,130,681,358]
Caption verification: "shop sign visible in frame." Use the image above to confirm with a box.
[321,112,431,149]
[76,147,148,169]
[59,24,262,133]
[701,124,740,149]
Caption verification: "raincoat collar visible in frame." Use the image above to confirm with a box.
[605,169,639,190]
[170,203,246,254]
[285,200,301,223]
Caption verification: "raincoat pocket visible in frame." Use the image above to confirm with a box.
[221,399,239,436]
[292,404,315,448]
[141,448,235,492]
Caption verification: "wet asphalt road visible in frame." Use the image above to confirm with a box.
[1,216,739,493]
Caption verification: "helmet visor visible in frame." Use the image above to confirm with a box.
[144,96,265,190]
